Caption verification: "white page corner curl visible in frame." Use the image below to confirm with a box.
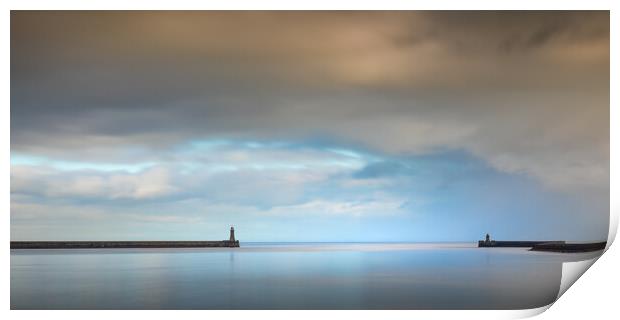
[557,256,600,300]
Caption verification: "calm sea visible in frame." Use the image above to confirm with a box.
[10,242,601,309]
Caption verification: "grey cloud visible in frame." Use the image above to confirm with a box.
[11,166,178,201]
[10,11,609,200]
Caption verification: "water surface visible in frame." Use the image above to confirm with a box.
[11,242,601,309]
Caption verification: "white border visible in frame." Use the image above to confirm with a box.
[3,1,617,319]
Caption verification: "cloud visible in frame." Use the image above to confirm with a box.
[12,166,177,200]
[10,11,608,200]
[265,197,407,217]
[9,11,609,241]
[10,143,608,241]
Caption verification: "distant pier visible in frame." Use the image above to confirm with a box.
[11,227,240,249]
[478,240,565,248]
[11,240,239,249]
[478,233,605,253]
[529,241,606,253]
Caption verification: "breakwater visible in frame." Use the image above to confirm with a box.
[478,240,565,248]
[10,240,240,249]
[530,241,606,253]
[478,239,606,253]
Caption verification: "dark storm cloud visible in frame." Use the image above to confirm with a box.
[11,11,609,196]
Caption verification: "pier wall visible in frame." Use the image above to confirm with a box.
[10,240,240,249]
[530,242,606,253]
[478,240,565,248]
[478,240,606,253]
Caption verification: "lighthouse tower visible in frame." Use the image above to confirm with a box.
[229,226,236,242]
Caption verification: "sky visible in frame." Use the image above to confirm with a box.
[10,11,609,242]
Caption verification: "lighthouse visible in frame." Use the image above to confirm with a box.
[229,226,236,242]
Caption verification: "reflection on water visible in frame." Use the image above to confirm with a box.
[10,243,601,309]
